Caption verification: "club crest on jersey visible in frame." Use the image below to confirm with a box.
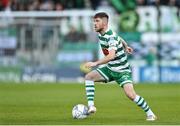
[102,48,109,55]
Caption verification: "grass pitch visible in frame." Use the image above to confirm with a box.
[0,82,180,125]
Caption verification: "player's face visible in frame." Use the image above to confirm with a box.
[93,18,104,32]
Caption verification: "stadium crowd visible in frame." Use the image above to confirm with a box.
[0,0,179,12]
[0,0,179,66]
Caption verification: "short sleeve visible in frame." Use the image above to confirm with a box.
[108,37,118,51]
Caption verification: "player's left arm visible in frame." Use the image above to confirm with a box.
[84,49,116,68]
[85,37,117,68]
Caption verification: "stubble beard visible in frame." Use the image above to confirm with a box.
[95,28,103,33]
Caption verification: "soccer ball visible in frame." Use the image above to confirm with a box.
[72,104,88,119]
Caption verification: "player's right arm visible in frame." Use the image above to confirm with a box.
[121,39,133,54]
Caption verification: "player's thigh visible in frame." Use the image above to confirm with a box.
[123,83,137,100]
[85,70,106,82]
[115,72,133,87]
[96,66,114,82]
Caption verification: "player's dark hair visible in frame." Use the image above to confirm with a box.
[93,12,109,20]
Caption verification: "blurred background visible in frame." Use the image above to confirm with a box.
[0,0,179,83]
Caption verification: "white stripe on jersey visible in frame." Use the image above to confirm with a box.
[107,66,131,73]
[108,47,117,51]
[107,62,130,71]
[116,50,125,57]
[99,40,108,45]
[103,33,116,38]
[118,42,123,48]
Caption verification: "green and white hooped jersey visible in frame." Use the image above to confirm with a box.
[98,29,131,73]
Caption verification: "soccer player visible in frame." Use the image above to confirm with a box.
[84,12,157,121]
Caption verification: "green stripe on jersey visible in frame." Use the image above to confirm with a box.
[100,44,109,48]
[99,36,109,42]
[104,30,113,35]
[117,47,124,52]
[112,53,126,61]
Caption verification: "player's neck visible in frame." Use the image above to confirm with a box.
[99,26,109,35]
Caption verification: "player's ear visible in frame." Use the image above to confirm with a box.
[102,17,108,25]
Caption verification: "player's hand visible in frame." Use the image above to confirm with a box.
[125,46,133,54]
[84,62,98,69]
